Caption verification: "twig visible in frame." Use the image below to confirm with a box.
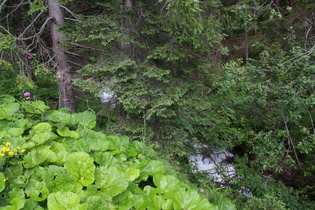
[17,10,44,39]
[302,103,315,134]
[0,0,8,12]
[283,115,301,168]
[18,17,53,41]
[59,4,80,20]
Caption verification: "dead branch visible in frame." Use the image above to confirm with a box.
[283,115,301,168]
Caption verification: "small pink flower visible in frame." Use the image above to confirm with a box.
[56,71,63,78]
[24,92,31,97]
[27,56,33,60]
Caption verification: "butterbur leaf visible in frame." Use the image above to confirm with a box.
[22,100,49,114]
[95,166,129,197]
[112,190,134,209]
[7,127,24,137]
[125,167,140,181]
[42,165,75,193]
[148,194,173,210]
[210,194,236,210]
[0,102,20,120]
[89,138,110,151]
[24,199,40,210]
[0,172,5,192]
[7,187,26,209]
[47,191,80,209]
[50,142,68,163]
[138,160,166,181]
[84,196,111,209]
[76,110,96,129]
[32,123,52,133]
[0,95,15,103]
[64,152,95,187]
[24,145,56,168]
[153,175,184,199]
[174,190,215,210]
[9,196,26,209]
[48,110,76,126]
[71,139,90,153]
[93,152,118,168]
[32,132,51,144]
[57,126,80,139]
[25,179,49,201]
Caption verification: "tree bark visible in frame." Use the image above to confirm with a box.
[48,0,76,113]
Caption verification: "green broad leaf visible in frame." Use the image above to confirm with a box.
[106,135,129,147]
[23,145,56,168]
[22,100,49,114]
[22,141,36,149]
[47,110,76,126]
[32,132,51,144]
[148,194,173,210]
[127,141,148,157]
[24,199,40,210]
[49,142,68,163]
[32,123,52,133]
[138,160,166,181]
[89,138,110,151]
[42,165,75,193]
[76,110,96,129]
[93,152,118,168]
[125,167,140,181]
[210,194,236,210]
[0,95,16,104]
[10,175,27,188]
[47,191,80,209]
[84,196,111,209]
[9,196,26,209]
[0,172,5,192]
[7,187,25,209]
[112,190,134,209]
[25,179,49,201]
[57,126,80,139]
[95,166,129,197]
[0,102,20,120]
[64,152,95,187]
[7,127,24,137]
[133,194,148,209]
[174,190,215,210]
[70,139,90,153]
[153,175,185,199]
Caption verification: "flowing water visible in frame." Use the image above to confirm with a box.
[189,146,236,184]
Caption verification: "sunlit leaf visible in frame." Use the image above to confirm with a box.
[64,152,95,187]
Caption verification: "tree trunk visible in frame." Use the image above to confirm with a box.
[48,0,76,113]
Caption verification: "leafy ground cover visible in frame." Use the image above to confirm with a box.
[0,95,234,209]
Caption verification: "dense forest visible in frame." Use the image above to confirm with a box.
[1,0,315,209]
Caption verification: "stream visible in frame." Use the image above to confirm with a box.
[189,146,236,184]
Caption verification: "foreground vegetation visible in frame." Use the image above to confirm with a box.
[1,0,315,209]
[0,95,236,209]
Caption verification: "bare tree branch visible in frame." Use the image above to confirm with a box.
[59,4,80,20]
[17,10,44,39]
[283,115,301,168]
[18,16,53,41]
[0,0,8,12]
